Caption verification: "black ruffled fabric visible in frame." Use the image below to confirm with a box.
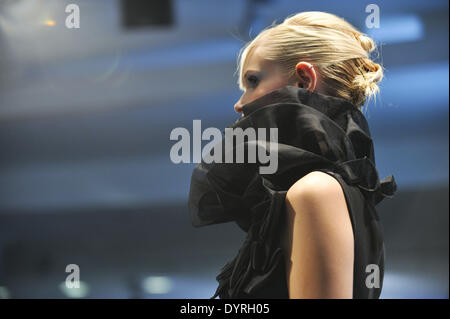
[188,85,397,298]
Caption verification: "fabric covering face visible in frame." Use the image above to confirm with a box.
[188,85,397,299]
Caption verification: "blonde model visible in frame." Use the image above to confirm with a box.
[189,11,397,299]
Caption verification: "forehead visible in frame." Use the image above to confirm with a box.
[244,45,268,71]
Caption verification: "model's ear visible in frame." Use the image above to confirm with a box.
[295,62,317,91]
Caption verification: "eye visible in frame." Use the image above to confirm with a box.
[246,74,260,88]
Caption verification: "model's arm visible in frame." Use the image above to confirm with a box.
[283,171,354,298]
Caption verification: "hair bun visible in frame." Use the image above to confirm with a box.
[352,59,383,106]
[357,33,375,53]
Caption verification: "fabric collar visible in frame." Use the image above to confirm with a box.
[188,85,397,230]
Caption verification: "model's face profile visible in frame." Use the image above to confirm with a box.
[234,43,323,115]
[234,46,290,114]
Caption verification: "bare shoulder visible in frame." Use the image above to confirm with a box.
[286,171,346,208]
[284,170,353,233]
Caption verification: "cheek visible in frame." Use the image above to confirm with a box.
[243,75,288,105]
[258,75,289,95]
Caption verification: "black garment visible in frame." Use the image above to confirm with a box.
[188,86,397,299]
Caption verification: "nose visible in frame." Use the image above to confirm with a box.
[234,101,243,113]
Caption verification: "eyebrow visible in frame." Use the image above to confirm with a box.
[243,70,259,78]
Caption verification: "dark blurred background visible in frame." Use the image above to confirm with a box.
[0,0,448,299]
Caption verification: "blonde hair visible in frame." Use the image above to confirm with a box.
[236,11,383,107]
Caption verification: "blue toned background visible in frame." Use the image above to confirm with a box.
[0,0,448,299]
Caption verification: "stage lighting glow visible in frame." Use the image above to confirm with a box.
[142,276,173,294]
[58,281,90,298]
[364,14,424,44]
[0,286,10,299]
[43,19,56,27]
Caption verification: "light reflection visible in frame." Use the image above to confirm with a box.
[43,19,56,27]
